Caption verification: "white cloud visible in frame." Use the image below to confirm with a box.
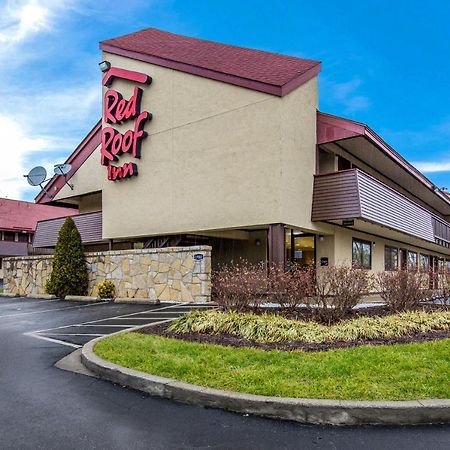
[412,160,450,173]
[0,115,50,198]
[321,77,370,113]
[0,82,100,199]
[0,0,99,200]
[0,0,62,45]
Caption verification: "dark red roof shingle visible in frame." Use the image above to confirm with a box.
[0,198,78,232]
[100,28,321,96]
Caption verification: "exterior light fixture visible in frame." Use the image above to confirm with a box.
[319,235,324,242]
[255,238,261,246]
[99,60,111,73]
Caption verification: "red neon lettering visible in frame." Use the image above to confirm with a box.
[100,68,151,181]
[107,162,138,181]
[104,90,120,124]
[103,87,142,124]
[131,111,150,158]
[101,127,118,165]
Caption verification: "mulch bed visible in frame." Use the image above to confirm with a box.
[138,303,450,352]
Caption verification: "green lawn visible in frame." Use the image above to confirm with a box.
[94,333,450,400]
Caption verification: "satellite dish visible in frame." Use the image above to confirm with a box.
[25,166,47,186]
[23,166,51,198]
[54,163,72,176]
[53,163,74,190]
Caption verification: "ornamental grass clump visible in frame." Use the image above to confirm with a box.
[168,309,450,344]
[45,217,88,299]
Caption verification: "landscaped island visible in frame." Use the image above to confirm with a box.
[94,263,450,401]
[94,333,450,400]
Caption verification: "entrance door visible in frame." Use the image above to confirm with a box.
[285,229,316,267]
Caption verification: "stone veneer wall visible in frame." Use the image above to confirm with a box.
[3,246,211,302]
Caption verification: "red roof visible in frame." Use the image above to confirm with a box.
[100,28,321,97]
[0,198,78,232]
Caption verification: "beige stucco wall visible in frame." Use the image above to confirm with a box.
[318,225,450,272]
[3,246,211,302]
[54,53,322,240]
[55,145,102,202]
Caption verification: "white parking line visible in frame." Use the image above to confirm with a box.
[45,333,104,337]
[0,298,59,306]
[0,301,109,319]
[23,302,206,348]
[74,324,133,328]
[25,332,81,349]
[94,317,182,322]
[80,305,182,325]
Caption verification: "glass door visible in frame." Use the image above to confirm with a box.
[285,229,315,268]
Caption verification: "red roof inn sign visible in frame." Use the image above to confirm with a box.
[100,67,152,181]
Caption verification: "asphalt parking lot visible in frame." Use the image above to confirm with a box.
[0,296,449,450]
[24,301,210,347]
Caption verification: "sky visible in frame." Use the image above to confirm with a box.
[1,0,450,200]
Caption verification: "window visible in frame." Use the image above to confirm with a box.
[352,238,372,269]
[18,232,28,243]
[419,254,430,273]
[385,246,398,271]
[3,231,15,242]
[338,155,351,171]
[407,251,418,270]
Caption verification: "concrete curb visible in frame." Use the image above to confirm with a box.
[26,294,57,299]
[65,295,102,302]
[114,298,160,305]
[81,333,450,426]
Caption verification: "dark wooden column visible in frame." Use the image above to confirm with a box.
[268,223,285,268]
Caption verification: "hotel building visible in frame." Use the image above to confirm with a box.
[32,28,450,283]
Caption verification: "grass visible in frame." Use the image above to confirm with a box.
[167,309,450,344]
[94,333,450,400]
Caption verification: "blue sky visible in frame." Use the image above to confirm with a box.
[1,0,449,200]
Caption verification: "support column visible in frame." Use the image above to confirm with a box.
[268,223,285,268]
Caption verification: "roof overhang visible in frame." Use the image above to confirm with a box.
[35,120,102,204]
[317,112,450,216]
[100,43,321,97]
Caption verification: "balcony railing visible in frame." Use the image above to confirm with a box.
[0,241,28,257]
[312,169,450,248]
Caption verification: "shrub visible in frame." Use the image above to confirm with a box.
[212,261,268,311]
[97,280,116,299]
[437,266,450,304]
[168,309,450,344]
[45,217,88,299]
[377,270,428,311]
[311,266,372,322]
[267,264,315,309]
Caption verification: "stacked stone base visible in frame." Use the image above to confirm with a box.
[3,246,211,303]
